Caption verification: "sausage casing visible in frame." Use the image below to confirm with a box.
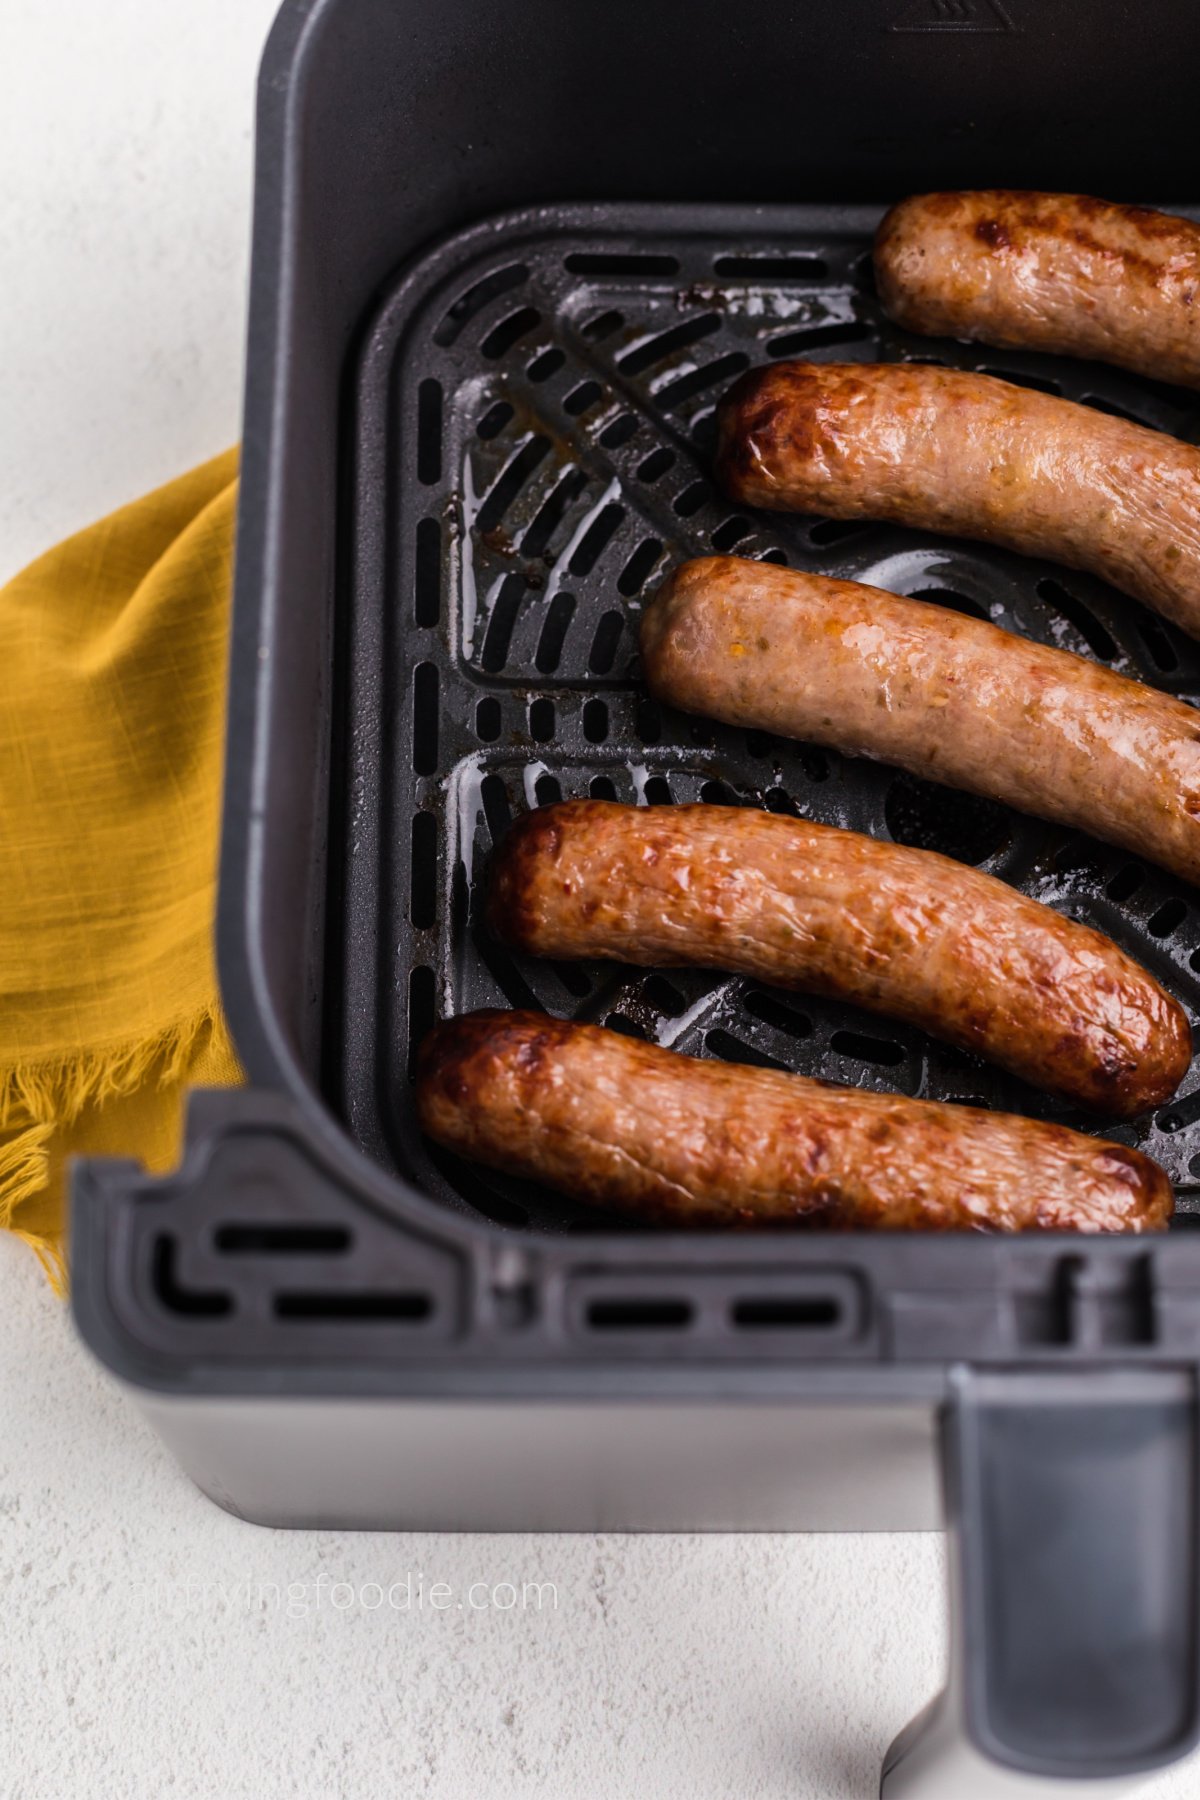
[714,360,1200,637]
[415,1011,1173,1232]
[874,191,1200,390]
[640,555,1200,889]
[488,800,1190,1117]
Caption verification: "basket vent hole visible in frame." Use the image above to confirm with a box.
[851,249,878,294]
[475,696,502,742]
[885,773,1011,865]
[757,548,789,566]
[642,774,673,804]
[599,412,638,448]
[535,592,576,673]
[534,772,562,807]
[690,411,718,454]
[551,961,591,998]
[767,320,873,358]
[743,990,813,1040]
[412,663,439,774]
[522,470,589,562]
[711,515,754,552]
[589,610,625,674]
[830,1029,905,1067]
[809,517,870,546]
[476,435,552,536]
[581,308,624,342]
[433,262,529,346]
[214,1225,351,1254]
[1035,578,1117,660]
[476,399,514,440]
[407,965,436,1081]
[583,699,609,743]
[480,772,512,843]
[700,779,739,806]
[618,538,664,597]
[656,350,750,413]
[1157,1089,1200,1134]
[529,698,555,743]
[472,925,542,1015]
[635,699,663,746]
[1107,864,1144,903]
[642,974,686,1016]
[909,584,989,623]
[480,306,540,360]
[527,347,565,383]
[605,1012,648,1040]
[714,254,829,280]
[763,787,800,815]
[637,447,676,483]
[586,1297,693,1330]
[673,479,711,518]
[1081,393,1148,425]
[415,517,441,627]
[152,1237,232,1318]
[274,1292,432,1322]
[705,1029,788,1071]
[563,379,603,416]
[977,366,1062,396]
[1138,617,1180,672]
[731,1296,841,1329]
[1148,898,1187,939]
[589,775,617,800]
[569,503,626,576]
[416,379,442,485]
[565,251,680,276]
[480,574,527,674]
[410,811,437,928]
[619,313,722,378]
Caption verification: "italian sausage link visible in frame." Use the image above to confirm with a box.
[639,556,1200,888]
[714,361,1200,637]
[874,191,1200,390]
[487,800,1190,1117]
[415,1012,1173,1232]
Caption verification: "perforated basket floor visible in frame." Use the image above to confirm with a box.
[336,201,1200,1235]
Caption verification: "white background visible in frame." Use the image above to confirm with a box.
[0,3,1195,1796]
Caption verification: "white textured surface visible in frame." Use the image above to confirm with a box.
[0,5,1196,1797]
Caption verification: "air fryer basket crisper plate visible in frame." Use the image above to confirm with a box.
[338,200,1200,1235]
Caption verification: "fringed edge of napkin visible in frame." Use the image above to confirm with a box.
[0,1003,222,1295]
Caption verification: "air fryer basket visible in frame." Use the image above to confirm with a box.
[339,198,1200,1230]
[69,1,1200,1791]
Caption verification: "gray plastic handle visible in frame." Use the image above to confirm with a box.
[882,1367,1200,1798]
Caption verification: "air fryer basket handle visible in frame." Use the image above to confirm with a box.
[882,1367,1200,1798]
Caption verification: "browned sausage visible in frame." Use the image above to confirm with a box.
[415,1011,1173,1232]
[874,191,1200,390]
[488,800,1190,1117]
[641,555,1200,887]
[714,361,1200,638]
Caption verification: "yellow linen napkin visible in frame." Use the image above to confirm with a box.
[0,450,244,1289]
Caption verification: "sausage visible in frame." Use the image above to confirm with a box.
[415,1011,1173,1232]
[639,555,1200,888]
[714,360,1200,638]
[488,800,1190,1117]
[874,191,1200,391]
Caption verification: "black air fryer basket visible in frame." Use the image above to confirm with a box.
[71,1,1200,1792]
